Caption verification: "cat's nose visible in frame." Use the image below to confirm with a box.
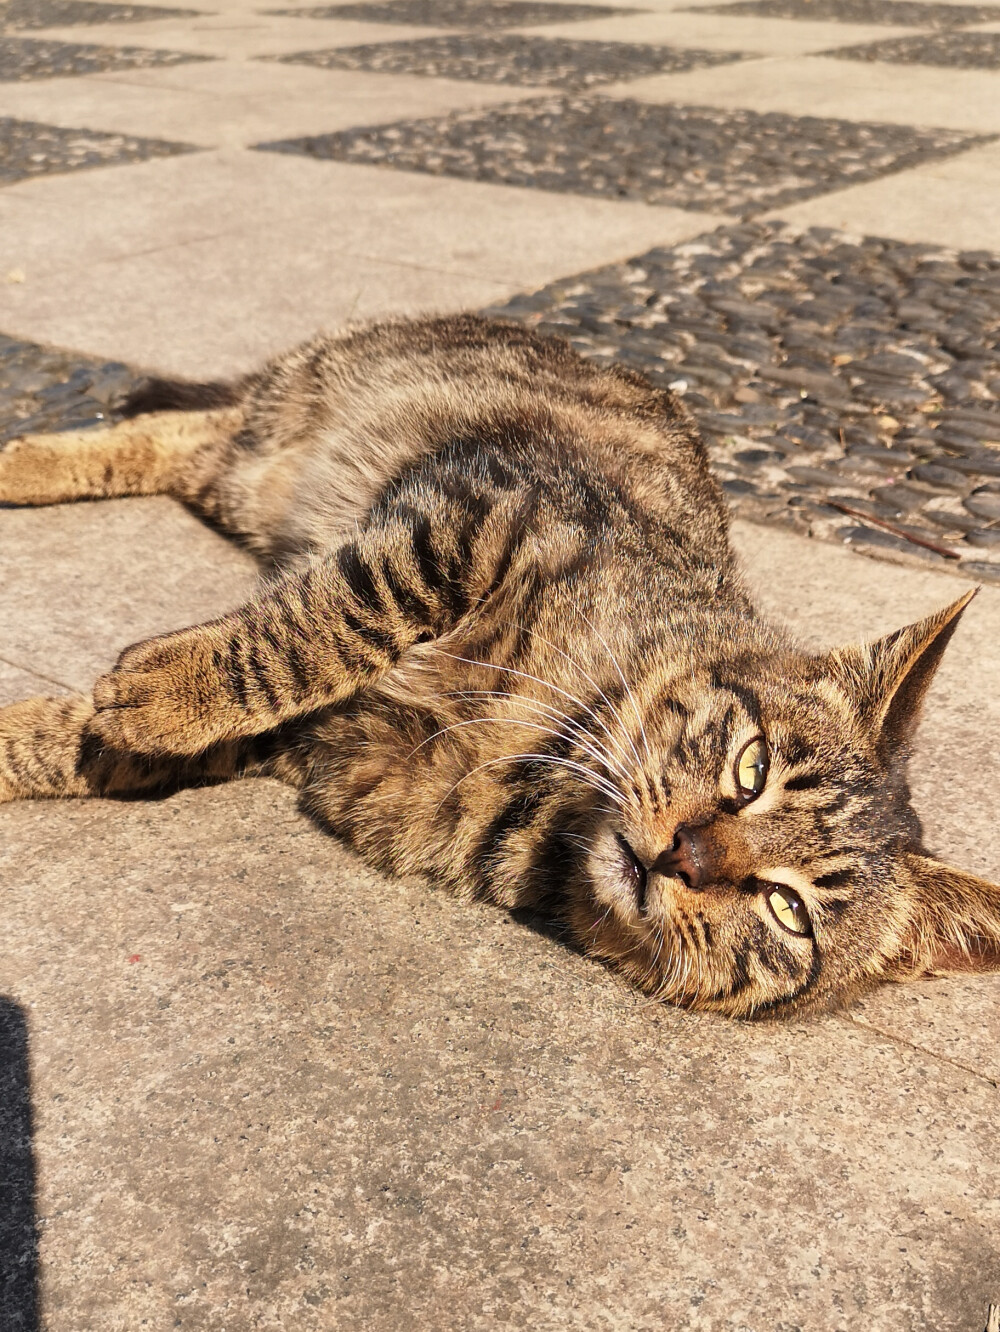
[651,825,709,890]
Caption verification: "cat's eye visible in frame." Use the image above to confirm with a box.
[766,886,811,937]
[735,736,768,802]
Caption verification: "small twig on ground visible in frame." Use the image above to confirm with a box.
[827,501,962,560]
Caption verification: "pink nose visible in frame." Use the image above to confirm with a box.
[651,826,708,890]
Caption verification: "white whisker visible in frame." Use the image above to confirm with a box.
[575,608,650,762]
[442,688,632,785]
[434,751,625,817]
[430,647,639,782]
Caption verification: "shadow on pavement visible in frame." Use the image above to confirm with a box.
[0,996,39,1332]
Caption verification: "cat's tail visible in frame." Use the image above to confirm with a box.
[120,376,243,417]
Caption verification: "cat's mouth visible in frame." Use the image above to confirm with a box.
[615,833,649,915]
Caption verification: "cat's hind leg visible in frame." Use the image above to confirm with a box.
[0,408,241,508]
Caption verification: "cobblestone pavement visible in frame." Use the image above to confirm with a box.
[693,0,1000,25]
[270,32,747,86]
[827,28,1000,66]
[263,96,988,211]
[0,0,199,26]
[0,33,211,77]
[486,220,1000,579]
[265,0,638,24]
[0,112,193,179]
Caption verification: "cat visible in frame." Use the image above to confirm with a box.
[1,313,998,1017]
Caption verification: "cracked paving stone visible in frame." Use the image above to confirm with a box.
[687,0,1000,26]
[262,0,638,26]
[0,35,212,78]
[826,30,1000,67]
[267,35,743,90]
[0,114,197,184]
[256,97,990,215]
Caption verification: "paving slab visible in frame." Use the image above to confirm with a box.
[0,60,541,147]
[527,9,918,53]
[770,137,1000,251]
[2,0,999,1324]
[16,13,462,57]
[0,151,725,375]
[0,656,68,703]
[609,51,1000,133]
[0,496,256,688]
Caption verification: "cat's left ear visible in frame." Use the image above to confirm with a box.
[888,853,1000,979]
[827,588,977,764]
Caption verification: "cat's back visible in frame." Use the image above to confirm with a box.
[228,314,730,566]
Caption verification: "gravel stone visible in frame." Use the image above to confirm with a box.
[0,114,196,184]
[258,98,990,216]
[268,37,743,90]
[687,0,1000,25]
[0,35,212,79]
[957,559,1000,583]
[261,0,635,25]
[0,334,139,445]
[911,462,970,488]
[0,0,201,28]
[827,31,1000,67]
[964,492,1000,520]
[840,525,948,559]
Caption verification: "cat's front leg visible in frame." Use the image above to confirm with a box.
[90,577,376,758]
[89,515,452,756]
[90,490,531,758]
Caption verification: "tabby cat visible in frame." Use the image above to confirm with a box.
[2,314,998,1016]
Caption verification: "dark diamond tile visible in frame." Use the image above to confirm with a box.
[0,0,202,29]
[0,333,140,445]
[475,220,1000,575]
[0,115,197,185]
[258,96,990,215]
[826,30,1000,66]
[269,34,741,89]
[263,0,638,25]
[686,0,1000,27]
[0,35,212,78]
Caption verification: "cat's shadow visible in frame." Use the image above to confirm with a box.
[0,996,39,1332]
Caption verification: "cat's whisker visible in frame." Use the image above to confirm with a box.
[502,624,639,771]
[434,751,626,817]
[440,689,632,786]
[430,649,638,785]
[574,609,650,763]
[403,714,623,791]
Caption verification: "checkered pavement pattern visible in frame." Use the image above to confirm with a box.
[1,0,998,579]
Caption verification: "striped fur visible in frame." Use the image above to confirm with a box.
[1,314,997,1017]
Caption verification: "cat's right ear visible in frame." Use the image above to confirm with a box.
[825,589,977,764]
[886,853,1000,980]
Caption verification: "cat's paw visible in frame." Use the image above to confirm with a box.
[91,629,236,756]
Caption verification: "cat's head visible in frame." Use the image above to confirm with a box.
[571,589,1000,1017]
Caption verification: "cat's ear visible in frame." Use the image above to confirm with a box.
[826,589,976,763]
[888,853,1000,979]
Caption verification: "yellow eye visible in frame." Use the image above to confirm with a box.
[735,736,768,801]
[767,886,811,937]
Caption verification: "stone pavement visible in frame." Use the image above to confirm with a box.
[1,0,999,1327]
